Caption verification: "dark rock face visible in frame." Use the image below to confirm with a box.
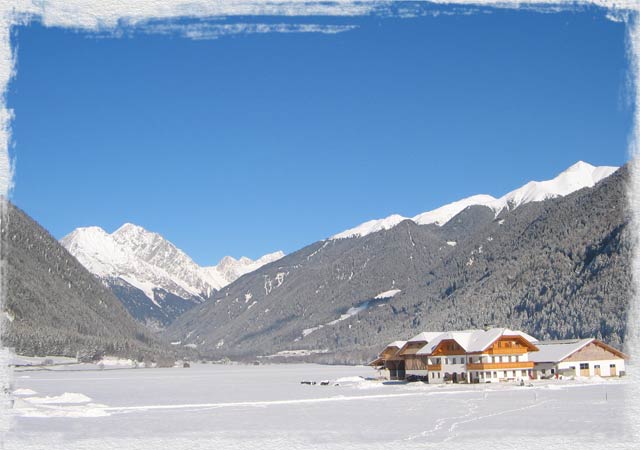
[106,277,202,330]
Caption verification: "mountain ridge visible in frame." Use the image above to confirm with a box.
[331,161,617,240]
[165,163,629,363]
[61,224,284,328]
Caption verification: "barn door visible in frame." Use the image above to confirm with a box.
[579,363,589,377]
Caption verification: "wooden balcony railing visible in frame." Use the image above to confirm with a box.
[484,347,529,355]
[426,364,442,371]
[466,361,534,371]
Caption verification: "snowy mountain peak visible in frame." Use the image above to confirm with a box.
[331,214,409,240]
[258,251,286,263]
[566,160,592,171]
[114,222,145,233]
[330,161,618,240]
[206,251,285,285]
[496,161,617,212]
[412,194,498,226]
[61,224,285,314]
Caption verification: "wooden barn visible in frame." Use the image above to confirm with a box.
[369,340,406,380]
[397,332,443,379]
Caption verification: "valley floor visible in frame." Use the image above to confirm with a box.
[3,363,637,449]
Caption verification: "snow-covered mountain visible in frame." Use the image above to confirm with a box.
[167,163,629,360]
[61,224,284,327]
[331,161,617,240]
[205,252,285,286]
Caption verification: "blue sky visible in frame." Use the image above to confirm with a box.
[8,6,632,265]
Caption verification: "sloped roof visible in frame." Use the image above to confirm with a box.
[397,332,444,356]
[407,332,443,343]
[416,328,539,355]
[529,338,627,363]
[387,340,407,349]
[368,357,384,367]
[378,340,406,359]
[528,339,593,363]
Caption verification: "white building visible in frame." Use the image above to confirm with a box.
[414,328,540,384]
[529,338,627,379]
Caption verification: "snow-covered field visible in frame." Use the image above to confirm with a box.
[4,363,636,449]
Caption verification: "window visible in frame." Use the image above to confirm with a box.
[452,358,457,364]
[594,365,600,369]
[445,358,449,364]
[580,363,589,370]
[461,357,465,364]
[610,364,616,368]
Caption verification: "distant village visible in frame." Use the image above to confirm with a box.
[370,327,627,383]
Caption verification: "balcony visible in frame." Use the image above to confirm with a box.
[426,364,442,371]
[466,361,534,370]
[485,347,529,355]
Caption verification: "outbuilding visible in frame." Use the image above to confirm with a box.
[529,339,627,379]
[369,340,407,380]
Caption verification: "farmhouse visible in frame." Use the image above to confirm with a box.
[372,329,628,383]
[415,328,539,384]
[372,328,539,383]
[529,338,627,379]
[369,340,406,380]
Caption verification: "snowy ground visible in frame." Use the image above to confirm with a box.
[3,363,636,449]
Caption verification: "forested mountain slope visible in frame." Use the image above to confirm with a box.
[2,203,173,360]
[167,166,630,363]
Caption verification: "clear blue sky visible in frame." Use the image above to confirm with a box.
[8,6,632,265]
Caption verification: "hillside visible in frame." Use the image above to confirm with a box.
[1,202,173,360]
[166,166,630,363]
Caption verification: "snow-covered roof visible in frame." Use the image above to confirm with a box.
[386,341,406,349]
[407,332,443,343]
[528,339,595,363]
[415,328,539,355]
[397,332,444,356]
